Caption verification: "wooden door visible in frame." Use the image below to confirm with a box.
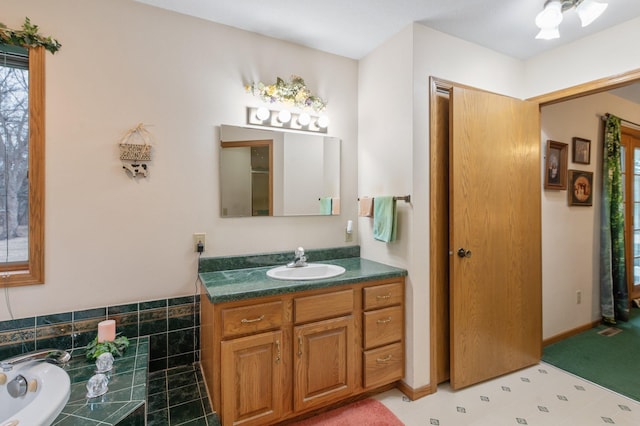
[221,330,283,426]
[294,316,355,411]
[449,87,542,389]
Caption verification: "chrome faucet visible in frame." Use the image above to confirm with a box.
[287,247,307,268]
[0,349,71,372]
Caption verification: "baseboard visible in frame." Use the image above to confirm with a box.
[396,380,435,401]
[543,320,601,347]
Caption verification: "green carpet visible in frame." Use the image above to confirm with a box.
[542,308,640,401]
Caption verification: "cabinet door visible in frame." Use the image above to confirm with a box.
[294,316,356,412]
[221,330,284,426]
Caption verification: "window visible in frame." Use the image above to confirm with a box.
[620,125,640,300]
[0,46,44,286]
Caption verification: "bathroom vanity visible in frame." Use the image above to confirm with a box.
[199,249,406,426]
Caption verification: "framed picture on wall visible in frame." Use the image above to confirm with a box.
[544,140,568,190]
[568,169,593,206]
[572,137,591,164]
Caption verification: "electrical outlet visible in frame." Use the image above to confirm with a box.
[193,233,206,252]
[576,290,582,304]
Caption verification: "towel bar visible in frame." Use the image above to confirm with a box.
[357,195,411,203]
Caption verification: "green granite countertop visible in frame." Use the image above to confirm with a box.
[52,337,148,425]
[200,257,407,303]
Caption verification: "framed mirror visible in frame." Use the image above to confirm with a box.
[220,125,341,217]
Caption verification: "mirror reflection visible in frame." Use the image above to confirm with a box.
[220,125,341,217]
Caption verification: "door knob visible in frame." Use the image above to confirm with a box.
[457,248,472,258]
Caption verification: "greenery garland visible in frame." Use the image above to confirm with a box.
[246,75,327,112]
[0,17,61,54]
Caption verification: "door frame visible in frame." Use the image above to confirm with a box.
[429,68,640,389]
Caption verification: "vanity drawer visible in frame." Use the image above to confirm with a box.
[363,342,404,389]
[363,282,403,310]
[363,306,403,349]
[221,301,283,338]
[294,289,354,324]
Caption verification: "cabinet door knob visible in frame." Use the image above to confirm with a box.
[275,339,281,364]
[297,336,303,357]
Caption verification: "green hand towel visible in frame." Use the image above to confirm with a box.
[319,197,332,215]
[373,196,397,242]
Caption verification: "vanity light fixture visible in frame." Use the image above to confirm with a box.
[535,0,608,40]
[247,107,329,134]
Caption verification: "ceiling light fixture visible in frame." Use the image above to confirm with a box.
[535,0,608,40]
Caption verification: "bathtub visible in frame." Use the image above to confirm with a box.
[0,361,70,426]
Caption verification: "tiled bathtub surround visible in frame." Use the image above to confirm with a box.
[55,337,149,425]
[0,295,200,372]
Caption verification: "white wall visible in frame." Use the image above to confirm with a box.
[1,0,358,320]
[358,23,526,390]
[541,92,640,339]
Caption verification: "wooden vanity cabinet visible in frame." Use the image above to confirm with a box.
[200,278,404,426]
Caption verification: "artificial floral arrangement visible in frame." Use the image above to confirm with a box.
[0,17,61,54]
[245,75,327,112]
[85,334,130,361]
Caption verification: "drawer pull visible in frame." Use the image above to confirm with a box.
[298,336,303,357]
[376,294,392,300]
[377,317,392,324]
[376,354,393,363]
[275,339,281,364]
[241,315,265,324]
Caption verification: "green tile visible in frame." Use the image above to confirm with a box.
[169,400,204,425]
[148,391,168,412]
[37,312,72,326]
[0,316,35,331]
[166,369,197,389]
[177,416,208,426]
[168,383,200,407]
[140,299,167,310]
[74,307,106,321]
[108,302,139,314]
[169,295,195,306]
[147,408,169,426]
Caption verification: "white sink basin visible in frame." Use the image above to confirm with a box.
[267,263,346,281]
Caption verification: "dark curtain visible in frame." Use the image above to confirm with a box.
[600,114,629,324]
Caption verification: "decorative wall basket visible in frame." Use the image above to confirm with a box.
[119,143,151,161]
[119,123,153,178]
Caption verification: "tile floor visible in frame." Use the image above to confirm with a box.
[147,364,219,426]
[147,362,640,425]
[374,362,640,425]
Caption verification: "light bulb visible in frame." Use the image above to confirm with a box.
[535,0,563,30]
[256,107,270,121]
[576,0,608,27]
[297,112,311,126]
[317,115,329,129]
[535,27,560,40]
[277,110,291,123]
